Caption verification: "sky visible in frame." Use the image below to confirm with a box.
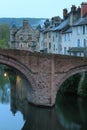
[0,0,86,18]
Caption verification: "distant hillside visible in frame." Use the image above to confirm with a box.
[0,18,46,28]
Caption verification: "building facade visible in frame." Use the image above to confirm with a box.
[39,2,87,57]
[10,20,39,52]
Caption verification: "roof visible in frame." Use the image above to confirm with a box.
[52,18,70,31]
[43,18,70,33]
[73,17,87,26]
[43,25,53,33]
[62,27,72,34]
[68,47,85,52]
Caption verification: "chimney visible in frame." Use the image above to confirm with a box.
[81,2,87,17]
[63,8,68,19]
[71,5,76,13]
[77,6,81,13]
[69,5,81,25]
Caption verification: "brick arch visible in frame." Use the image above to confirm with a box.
[53,65,87,106]
[56,65,87,93]
[0,54,36,89]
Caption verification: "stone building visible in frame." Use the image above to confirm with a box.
[10,20,39,51]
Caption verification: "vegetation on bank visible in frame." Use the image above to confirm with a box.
[77,72,87,96]
[0,24,10,48]
[59,72,87,97]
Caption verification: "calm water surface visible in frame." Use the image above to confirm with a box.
[0,71,87,130]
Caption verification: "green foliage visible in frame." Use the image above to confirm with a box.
[59,72,87,97]
[0,39,8,48]
[77,72,87,96]
[60,74,81,94]
[0,24,10,48]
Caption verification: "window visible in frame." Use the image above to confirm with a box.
[28,44,30,48]
[84,39,86,47]
[77,26,80,34]
[44,33,47,38]
[53,36,54,42]
[86,25,87,33]
[28,35,32,40]
[64,47,67,54]
[83,25,85,34]
[68,34,70,41]
[77,39,80,47]
[21,44,22,48]
[17,42,19,48]
[20,36,23,41]
[64,34,66,41]
[48,32,51,38]
[54,44,55,51]
[56,32,58,37]
[73,52,77,56]
[49,42,51,49]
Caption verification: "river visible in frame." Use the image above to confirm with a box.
[0,67,87,130]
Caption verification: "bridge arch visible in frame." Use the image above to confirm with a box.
[56,65,87,94]
[0,54,36,89]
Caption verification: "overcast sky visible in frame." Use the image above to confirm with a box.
[0,0,86,18]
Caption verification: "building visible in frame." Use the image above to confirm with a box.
[10,20,39,52]
[64,2,87,56]
[39,16,62,53]
[39,4,81,54]
[10,2,87,57]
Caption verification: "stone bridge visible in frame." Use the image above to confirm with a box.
[0,49,87,107]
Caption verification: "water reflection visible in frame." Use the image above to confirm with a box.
[10,74,87,130]
[0,65,10,102]
[0,70,24,130]
[11,76,64,130]
[56,93,87,130]
[0,83,10,103]
[1,66,87,130]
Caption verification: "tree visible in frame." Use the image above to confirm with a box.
[0,24,10,48]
